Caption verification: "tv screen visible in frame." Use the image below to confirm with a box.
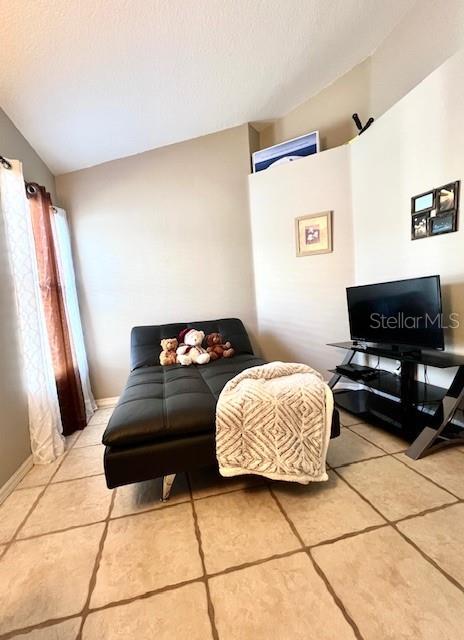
[346,275,444,350]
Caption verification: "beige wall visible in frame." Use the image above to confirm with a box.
[351,48,464,388]
[0,108,56,487]
[259,60,370,151]
[249,46,464,391]
[56,124,257,398]
[260,0,464,151]
[369,0,464,118]
[248,145,354,378]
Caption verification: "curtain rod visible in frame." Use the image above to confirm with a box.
[0,155,12,170]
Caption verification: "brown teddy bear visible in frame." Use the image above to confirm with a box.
[206,333,234,360]
[159,338,178,366]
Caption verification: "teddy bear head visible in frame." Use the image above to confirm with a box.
[160,337,178,352]
[206,332,222,346]
[181,329,205,347]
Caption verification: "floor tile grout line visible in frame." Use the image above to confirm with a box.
[334,459,461,529]
[393,499,463,525]
[0,415,114,639]
[14,471,106,492]
[107,481,265,527]
[206,547,308,580]
[14,518,110,543]
[391,521,464,596]
[3,482,275,558]
[0,614,83,640]
[267,484,306,548]
[50,471,105,486]
[0,579,207,640]
[186,474,220,640]
[343,414,464,460]
[391,523,464,593]
[84,576,204,615]
[4,437,464,638]
[340,420,366,428]
[333,441,460,503]
[1,436,80,556]
[332,467,464,596]
[12,491,200,544]
[391,452,462,500]
[12,481,452,568]
[11,469,404,546]
[307,523,389,550]
[73,439,106,450]
[75,489,117,640]
[4,499,464,639]
[332,466,405,525]
[3,548,331,638]
[2,523,434,640]
[309,549,365,640]
[0,436,95,639]
[191,480,266,502]
[331,451,390,469]
[269,484,365,640]
[344,424,407,455]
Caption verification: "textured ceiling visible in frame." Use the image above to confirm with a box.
[0,0,414,174]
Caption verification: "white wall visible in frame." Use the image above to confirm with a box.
[57,124,257,398]
[248,145,354,378]
[351,48,464,385]
[250,48,464,390]
[352,48,464,347]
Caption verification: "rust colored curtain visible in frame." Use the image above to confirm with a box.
[27,184,86,435]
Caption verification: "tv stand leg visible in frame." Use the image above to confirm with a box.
[406,366,464,459]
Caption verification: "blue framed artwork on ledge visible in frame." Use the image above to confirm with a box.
[252,131,319,173]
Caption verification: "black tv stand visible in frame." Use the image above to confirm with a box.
[328,341,464,459]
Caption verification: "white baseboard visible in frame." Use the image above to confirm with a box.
[96,396,119,408]
[0,455,34,505]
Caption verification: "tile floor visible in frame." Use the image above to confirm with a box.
[1,408,464,639]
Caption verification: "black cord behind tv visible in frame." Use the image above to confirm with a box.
[346,275,444,352]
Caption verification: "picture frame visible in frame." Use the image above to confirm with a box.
[430,211,457,236]
[411,212,430,240]
[295,211,332,256]
[410,180,460,240]
[436,181,460,213]
[411,190,435,214]
[252,131,319,173]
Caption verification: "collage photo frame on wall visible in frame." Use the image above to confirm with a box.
[411,181,460,240]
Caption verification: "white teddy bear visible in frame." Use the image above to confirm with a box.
[176,329,210,366]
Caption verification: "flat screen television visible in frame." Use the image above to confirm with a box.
[346,275,444,351]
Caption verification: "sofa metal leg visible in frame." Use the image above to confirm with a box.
[161,474,176,501]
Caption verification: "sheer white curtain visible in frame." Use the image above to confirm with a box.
[0,159,64,463]
[51,207,96,420]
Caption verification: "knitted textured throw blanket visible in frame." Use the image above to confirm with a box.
[216,362,333,484]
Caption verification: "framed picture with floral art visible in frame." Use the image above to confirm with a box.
[295,211,333,257]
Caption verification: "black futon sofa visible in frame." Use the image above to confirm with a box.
[103,318,340,490]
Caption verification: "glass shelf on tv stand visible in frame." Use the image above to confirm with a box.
[328,341,464,369]
[328,341,464,459]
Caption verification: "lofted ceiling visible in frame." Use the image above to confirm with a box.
[0,0,415,174]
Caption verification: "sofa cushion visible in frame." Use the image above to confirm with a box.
[130,317,254,370]
[103,354,266,448]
